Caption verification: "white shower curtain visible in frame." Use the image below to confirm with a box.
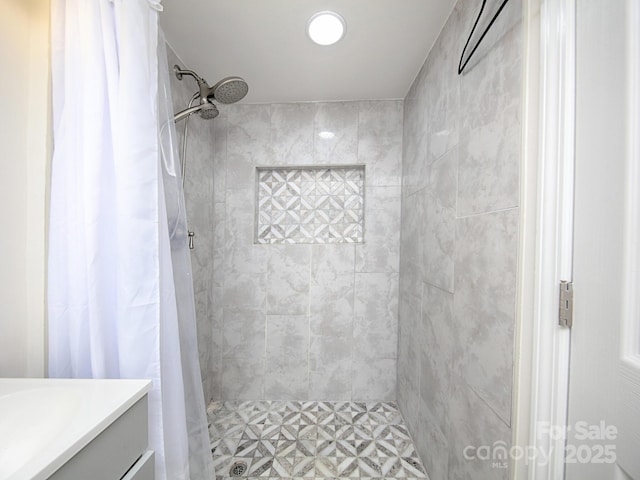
[48,1,214,479]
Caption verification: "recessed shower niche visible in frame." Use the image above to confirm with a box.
[255,165,365,244]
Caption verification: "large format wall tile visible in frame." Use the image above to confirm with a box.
[425,5,462,163]
[222,272,266,310]
[401,94,428,197]
[397,270,421,427]
[457,0,522,217]
[222,356,265,400]
[226,104,271,189]
[265,315,309,399]
[222,309,266,358]
[223,244,268,277]
[457,106,521,216]
[358,100,403,187]
[353,314,397,360]
[210,287,224,399]
[310,243,355,276]
[213,111,227,204]
[309,334,352,400]
[309,244,354,340]
[213,203,226,289]
[421,188,455,293]
[415,398,449,480]
[354,272,399,332]
[266,244,311,315]
[352,357,396,401]
[271,103,315,165]
[427,146,457,211]
[225,187,257,246]
[447,376,511,479]
[355,186,401,273]
[313,102,358,165]
[455,208,519,425]
[458,0,522,135]
[398,191,425,278]
[419,283,458,436]
[309,271,354,338]
[353,272,399,362]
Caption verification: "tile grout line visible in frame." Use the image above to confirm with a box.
[351,103,361,402]
[307,245,312,399]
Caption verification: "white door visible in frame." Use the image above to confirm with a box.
[566,1,640,479]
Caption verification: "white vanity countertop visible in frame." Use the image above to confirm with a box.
[0,378,151,480]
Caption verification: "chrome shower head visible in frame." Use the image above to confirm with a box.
[173,101,219,123]
[198,103,219,119]
[174,64,249,115]
[208,76,249,104]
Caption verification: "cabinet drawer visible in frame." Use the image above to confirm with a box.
[122,450,154,480]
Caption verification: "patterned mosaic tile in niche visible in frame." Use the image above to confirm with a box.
[256,166,365,244]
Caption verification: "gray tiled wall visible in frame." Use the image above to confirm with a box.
[397,0,522,478]
[167,46,217,404]
[213,100,403,401]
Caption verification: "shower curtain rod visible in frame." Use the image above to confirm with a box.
[458,0,511,75]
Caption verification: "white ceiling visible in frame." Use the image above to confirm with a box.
[160,0,457,104]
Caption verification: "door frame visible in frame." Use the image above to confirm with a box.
[512,0,576,478]
[515,0,640,478]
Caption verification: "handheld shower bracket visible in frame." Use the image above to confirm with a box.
[173,65,206,85]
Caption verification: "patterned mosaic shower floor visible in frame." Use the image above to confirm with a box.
[207,400,429,480]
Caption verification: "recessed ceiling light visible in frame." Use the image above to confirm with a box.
[306,11,346,46]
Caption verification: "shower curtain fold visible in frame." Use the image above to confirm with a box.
[48,1,214,479]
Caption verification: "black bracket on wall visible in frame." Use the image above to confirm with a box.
[458,0,512,75]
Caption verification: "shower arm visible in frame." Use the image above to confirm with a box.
[173,65,212,101]
[174,65,204,84]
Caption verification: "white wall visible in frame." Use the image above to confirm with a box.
[0,0,50,377]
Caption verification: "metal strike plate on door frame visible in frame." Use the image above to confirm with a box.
[559,281,573,328]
